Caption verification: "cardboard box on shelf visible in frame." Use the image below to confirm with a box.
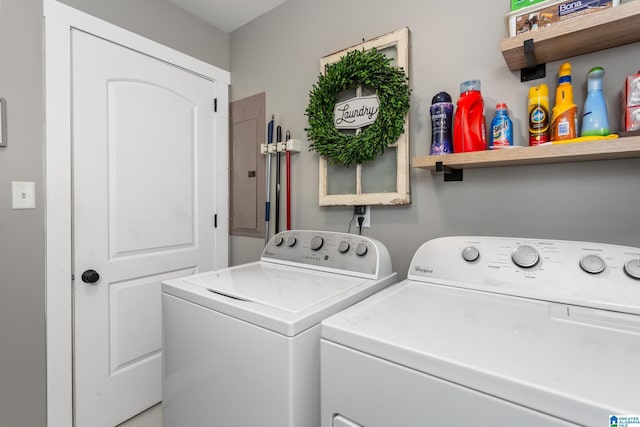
[624,106,640,131]
[507,0,619,37]
[511,0,548,11]
[621,71,640,131]
[622,71,640,108]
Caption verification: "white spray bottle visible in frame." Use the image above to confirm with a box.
[581,66,610,137]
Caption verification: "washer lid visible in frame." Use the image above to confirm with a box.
[322,281,640,425]
[185,263,366,313]
[162,262,395,336]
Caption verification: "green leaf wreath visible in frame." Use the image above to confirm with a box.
[305,48,411,167]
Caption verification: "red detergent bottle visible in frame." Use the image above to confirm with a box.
[453,80,487,152]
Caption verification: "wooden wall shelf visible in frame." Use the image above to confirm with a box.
[413,137,640,179]
[424,5,640,180]
[501,1,640,72]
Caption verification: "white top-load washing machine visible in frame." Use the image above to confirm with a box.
[321,236,640,427]
[162,230,396,427]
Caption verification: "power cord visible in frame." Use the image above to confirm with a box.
[347,214,356,234]
[351,205,366,235]
[346,213,365,235]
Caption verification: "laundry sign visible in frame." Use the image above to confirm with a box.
[334,95,380,130]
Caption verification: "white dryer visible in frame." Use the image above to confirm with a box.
[162,230,396,427]
[321,236,640,427]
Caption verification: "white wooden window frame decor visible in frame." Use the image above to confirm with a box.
[318,27,410,207]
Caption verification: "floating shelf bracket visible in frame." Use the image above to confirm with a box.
[520,39,546,82]
[435,161,463,182]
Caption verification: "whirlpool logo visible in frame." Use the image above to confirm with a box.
[414,265,433,274]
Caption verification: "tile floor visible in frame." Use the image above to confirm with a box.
[117,403,162,427]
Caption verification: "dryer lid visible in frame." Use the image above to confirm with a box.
[322,281,640,425]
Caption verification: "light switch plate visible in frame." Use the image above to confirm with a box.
[12,181,35,209]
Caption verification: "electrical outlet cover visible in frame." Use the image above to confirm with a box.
[362,206,370,228]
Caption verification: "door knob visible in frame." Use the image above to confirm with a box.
[81,269,100,284]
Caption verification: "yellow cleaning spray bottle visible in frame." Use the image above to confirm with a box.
[551,62,578,142]
[528,84,550,146]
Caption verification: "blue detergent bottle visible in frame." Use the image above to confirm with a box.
[489,103,513,149]
[581,66,610,137]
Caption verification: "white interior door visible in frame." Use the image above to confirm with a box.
[72,29,220,426]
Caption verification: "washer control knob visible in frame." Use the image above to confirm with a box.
[579,255,606,274]
[355,243,368,257]
[462,246,480,262]
[286,237,297,247]
[511,245,539,268]
[624,259,640,280]
[338,241,350,253]
[309,236,324,251]
[273,236,284,246]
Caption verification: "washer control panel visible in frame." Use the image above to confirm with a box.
[262,230,393,279]
[408,236,640,314]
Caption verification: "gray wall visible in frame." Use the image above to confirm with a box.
[229,0,640,278]
[0,1,228,425]
[0,1,46,426]
[58,0,230,70]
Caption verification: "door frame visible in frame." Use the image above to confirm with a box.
[44,2,230,426]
